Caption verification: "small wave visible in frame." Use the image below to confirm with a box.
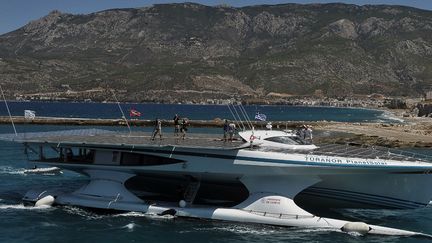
[377,111,405,123]
[292,227,339,234]
[112,211,148,218]
[109,211,175,220]
[41,222,58,227]
[122,222,139,232]
[345,231,364,237]
[143,213,175,220]
[209,225,278,235]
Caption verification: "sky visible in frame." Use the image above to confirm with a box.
[0,0,431,34]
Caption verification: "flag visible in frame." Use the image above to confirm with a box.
[255,112,267,121]
[129,108,141,117]
[24,110,36,119]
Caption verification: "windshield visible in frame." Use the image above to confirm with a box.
[264,136,305,145]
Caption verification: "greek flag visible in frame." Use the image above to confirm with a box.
[255,112,267,121]
[24,110,36,119]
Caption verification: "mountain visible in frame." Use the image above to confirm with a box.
[1,3,432,102]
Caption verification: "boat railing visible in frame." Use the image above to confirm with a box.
[386,148,432,162]
[245,209,315,219]
[304,144,432,163]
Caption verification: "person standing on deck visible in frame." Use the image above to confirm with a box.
[173,114,180,136]
[180,118,189,140]
[297,125,306,141]
[266,122,273,130]
[305,125,313,144]
[228,121,236,142]
[223,120,229,142]
[151,118,162,140]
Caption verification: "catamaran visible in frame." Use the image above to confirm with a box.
[1,127,431,237]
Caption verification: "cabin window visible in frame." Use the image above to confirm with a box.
[112,151,119,163]
[121,152,183,166]
[94,150,120,165]
[264,136,304,145]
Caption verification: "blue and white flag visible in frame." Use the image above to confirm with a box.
[255,112,267,121]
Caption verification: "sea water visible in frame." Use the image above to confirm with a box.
[0,102,430,243]
[0,101,400,122]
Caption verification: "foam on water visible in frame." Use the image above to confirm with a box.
[345,231,364,237]
[142,213,175,220]
[112,212,148,218]
[112,212,175,220]
[122,222,139,232]
[0,166,25,175]
[40,222,59,227]
[377,111,405,123]
[293,227,340,234]
[62,206,105,220]
[0,203,53,210]
[208,225,279,235]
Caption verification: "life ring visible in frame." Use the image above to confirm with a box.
[249,134,256,141]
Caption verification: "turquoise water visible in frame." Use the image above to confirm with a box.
[0,103,430,242]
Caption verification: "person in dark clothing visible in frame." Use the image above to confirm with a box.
[180,118,189,140]
[223,120,229,142]
[173,114,180,136]
[151,118,162,140]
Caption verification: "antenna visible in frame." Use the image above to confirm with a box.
[244,104,254,129]
[230,103,245,130]
[0,85,17,136]
[238,104,253,130]
[227,103,241,129]
[111,90,131,135]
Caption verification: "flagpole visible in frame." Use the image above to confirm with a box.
[0,85,17,136]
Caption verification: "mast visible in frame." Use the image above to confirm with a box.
[0,85,17,136]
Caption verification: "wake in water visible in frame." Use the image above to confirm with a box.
[0,165,64,176]
[63,206,106,220]
[207,224,280,235]
[0,166,26,175]
[62,206,175,221]
[0,203,54,211]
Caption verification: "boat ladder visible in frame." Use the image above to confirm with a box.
[183,179,201,204]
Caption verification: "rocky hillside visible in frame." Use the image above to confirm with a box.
[1,3,432,102]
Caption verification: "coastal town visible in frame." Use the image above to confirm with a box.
[13,87,432,118]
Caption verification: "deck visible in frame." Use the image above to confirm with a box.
[0,129,245,150]
[1,129,430,162]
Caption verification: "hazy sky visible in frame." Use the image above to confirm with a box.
[1,0,431,34]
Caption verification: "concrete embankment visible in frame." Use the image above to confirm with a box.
[0,116,431,148]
